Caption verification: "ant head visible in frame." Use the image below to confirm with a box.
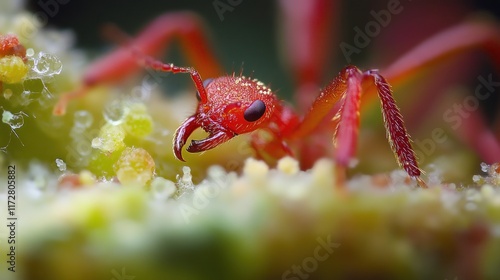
[199,76,277,133]
[173,75,277,161]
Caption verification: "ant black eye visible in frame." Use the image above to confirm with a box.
[244,100,266,122]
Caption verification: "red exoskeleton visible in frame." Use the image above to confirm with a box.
[52,0,500,188]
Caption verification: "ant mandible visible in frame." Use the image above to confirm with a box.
[53,2,500,189]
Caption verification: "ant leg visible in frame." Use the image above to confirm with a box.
[287,66,355,188]
[288,67,351,141]
[288,66,425,188]
[364,70,426,188]
[249,130,294,162]
[249,135,267,160]
[53,12,223,115]
[278,0,339,111]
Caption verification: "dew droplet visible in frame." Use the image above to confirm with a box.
[103,100,128,125]
[74,110,93,128]
[2,111,13,123]
[34,52,62,76]
[480,162,489,173]
[2,110,24,129]
[130,83,151,101]
[26,48,35,57]
[75,141,92,156]
[9,114,24,129]
[70,124,85,138]
[55,158,66,171]
[91,137,103,149]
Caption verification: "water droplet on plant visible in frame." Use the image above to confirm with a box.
[103,100,127,125]
[33,52,62,76]
[70,124,85,138]
[2,111,13,123]
[74,110,93,128]
[10,114,24,129]
[480,162,489,173]
[55,158,66,171]
[26,48,35,57]
[130,84,151,101]
[2,110,24,129]
[91,137,103,149]
[75,141,92,156]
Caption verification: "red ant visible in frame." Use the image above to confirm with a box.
[52,1,500,188]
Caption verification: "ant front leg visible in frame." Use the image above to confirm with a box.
[53,12,223,115]
[289,66,426,188]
